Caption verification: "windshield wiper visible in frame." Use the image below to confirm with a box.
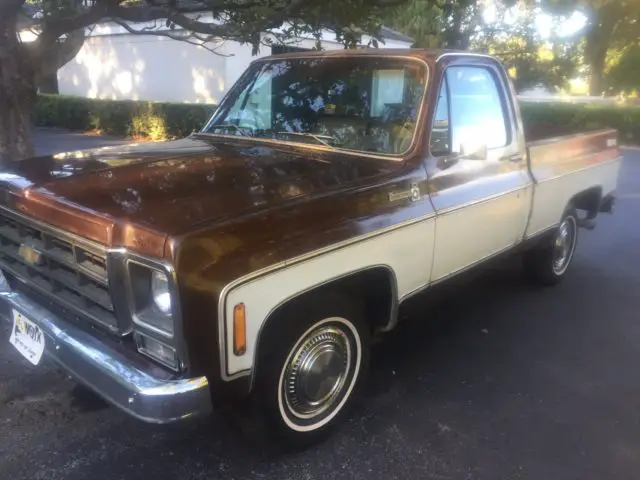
[274,131,337,147]
[200,124,253,136]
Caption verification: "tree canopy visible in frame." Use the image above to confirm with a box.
[384,0,640,95]
[383,0,497,50]
[518,0,640,94]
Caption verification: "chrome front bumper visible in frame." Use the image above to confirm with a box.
[0,285,212,424]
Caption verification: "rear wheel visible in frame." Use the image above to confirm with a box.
[523,206,579,286]
[249,294,370,447]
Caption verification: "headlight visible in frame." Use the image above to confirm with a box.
[151,270,172,315]
[117,255,182,371]
[127,262,175,338]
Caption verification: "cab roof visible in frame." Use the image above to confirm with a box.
[258,48,489,63]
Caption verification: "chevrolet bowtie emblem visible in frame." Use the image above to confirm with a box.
[19,244,42,266]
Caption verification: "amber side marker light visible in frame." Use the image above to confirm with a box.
[233,303,247,356]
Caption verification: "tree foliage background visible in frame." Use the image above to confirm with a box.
[383,0,640,96]
[1,0,640,163]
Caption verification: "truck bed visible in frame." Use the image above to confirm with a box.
[524,127,621,238]
[524,123,602,143]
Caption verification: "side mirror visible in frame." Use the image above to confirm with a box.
[459,141,488,161]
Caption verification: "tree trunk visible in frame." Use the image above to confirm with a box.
[585,25,610,96]
[0,15,37,165]
[584,4,621,97]
[0,94,35,164]
[443,8,464,48]
[588,54,606,97]
[39,72,59,94]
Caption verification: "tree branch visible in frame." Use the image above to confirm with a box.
[260,0,315,29]
[23,26,87,77]
[110,0,320,39]
[111,17,232,55]
[38,0,118,41]
[111,5,245,38]
[42,28,87,76]
[22,0,410,70]
[37,0,407,44]
[370,0,409,6]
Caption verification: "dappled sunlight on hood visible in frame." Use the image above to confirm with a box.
[51,137,212,161]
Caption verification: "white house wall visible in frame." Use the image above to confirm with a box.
[57,22,412,104]
[58,33,230,103]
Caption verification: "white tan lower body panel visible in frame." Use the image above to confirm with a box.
[428,167,533,282]
[430,186,532,281]
[219,155,620,378]
[222,216,436,377]
[526,158,622,237]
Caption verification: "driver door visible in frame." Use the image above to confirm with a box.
[426,62,532,282]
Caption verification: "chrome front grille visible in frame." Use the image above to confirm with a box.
[0,208,118,332]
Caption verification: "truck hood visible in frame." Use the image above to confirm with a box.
[0,136,396,257]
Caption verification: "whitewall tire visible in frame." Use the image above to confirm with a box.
[251,294,370,446]
[523,206,579,286]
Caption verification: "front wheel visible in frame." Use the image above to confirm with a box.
[250,295,370,447]
[522,206,579,286]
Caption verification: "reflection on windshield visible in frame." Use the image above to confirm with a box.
[202,56,427,155]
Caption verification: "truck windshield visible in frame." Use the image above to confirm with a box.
[202,56,427,156]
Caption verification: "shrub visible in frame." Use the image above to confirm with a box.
[32,94,216,141]
[33,94,640,145]
[519,101,640,145]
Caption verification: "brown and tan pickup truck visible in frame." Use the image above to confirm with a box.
[2,49,621,445]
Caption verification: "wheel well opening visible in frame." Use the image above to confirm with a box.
[341,267,397,332]
[571,187,602,219]
[260,267,396,345]
[251,267,396,390]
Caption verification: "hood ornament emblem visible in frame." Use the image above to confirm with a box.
[19,244,43,266]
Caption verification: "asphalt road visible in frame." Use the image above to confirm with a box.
[1,132,639,480]
[32,127,131,155]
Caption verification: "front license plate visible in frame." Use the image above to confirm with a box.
[9,310,45,366]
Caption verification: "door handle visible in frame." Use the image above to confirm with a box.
[437,155,459,170]
[503,154,522,163]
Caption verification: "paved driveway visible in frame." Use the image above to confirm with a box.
[1,132,639,480]
[32,127,131,156]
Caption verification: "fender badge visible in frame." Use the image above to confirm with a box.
[410,183,421,201]
[388,183,421,203]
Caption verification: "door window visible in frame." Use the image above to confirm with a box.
[430,66,509,156]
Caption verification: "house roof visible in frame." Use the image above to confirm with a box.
[379,26,414,44]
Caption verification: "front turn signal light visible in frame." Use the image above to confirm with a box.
[233,303,247,356]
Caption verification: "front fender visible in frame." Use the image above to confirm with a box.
[217,214,436,382]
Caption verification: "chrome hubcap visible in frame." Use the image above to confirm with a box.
[283,326,351,419]
[552,218,575,275]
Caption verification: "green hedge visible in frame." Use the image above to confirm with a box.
[33,94,640,144]
[519,101,640,145]
[33,94,216,141]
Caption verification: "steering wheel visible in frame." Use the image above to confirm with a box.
[236,108,268,132]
